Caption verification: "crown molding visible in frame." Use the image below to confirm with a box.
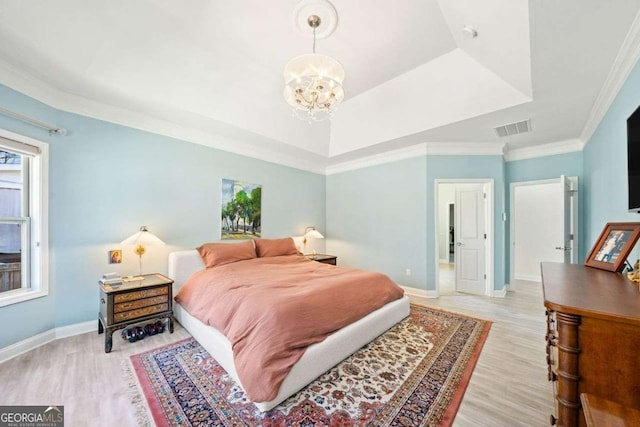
[0,61,327,175]
[325,141,507,175]
[0,53,613,173]
[425,141,505,156]
[325,144,427,175]
[0,60,62,108]
[580,9,640,144]
[504,138,584,162]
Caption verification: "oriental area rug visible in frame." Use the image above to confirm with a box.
[125,304,491,426]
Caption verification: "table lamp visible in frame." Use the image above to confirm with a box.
[303,226,324,256]
[121,226,165,276]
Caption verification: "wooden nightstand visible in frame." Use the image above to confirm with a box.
[306,254,337,265]
[98,273,174,353]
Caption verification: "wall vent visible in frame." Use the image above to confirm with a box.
[494,119,531,137]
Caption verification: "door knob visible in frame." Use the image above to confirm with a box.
[456,242,463,246]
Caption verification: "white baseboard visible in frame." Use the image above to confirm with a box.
[401,285,439,299]
[55,320,96,339]
[514,274,541,282]
[493,286,507,298]
[0,320,97,363]
[0,329,56,364]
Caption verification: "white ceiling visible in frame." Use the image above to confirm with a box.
[0,0,639,172]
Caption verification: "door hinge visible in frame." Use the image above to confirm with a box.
[483,193,486,199]
[484,274,486,279]
[570,234,574,240]
[484,233,487,239]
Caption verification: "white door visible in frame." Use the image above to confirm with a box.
[560,175,577,263]
[511,176,579,282]
[513,182,564,281]
[455,184,486,295]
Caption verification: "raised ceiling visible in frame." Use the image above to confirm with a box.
[0,0,638,172]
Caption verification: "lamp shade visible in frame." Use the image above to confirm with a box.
[304,227,324,239]
[121,226,165,246]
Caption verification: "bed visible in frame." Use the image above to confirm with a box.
[168,241,410,412]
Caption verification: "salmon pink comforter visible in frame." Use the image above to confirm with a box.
[174,254,404,403]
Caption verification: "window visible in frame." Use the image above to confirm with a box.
[0,131,48,307]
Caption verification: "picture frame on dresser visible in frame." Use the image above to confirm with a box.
[584,222,640,272]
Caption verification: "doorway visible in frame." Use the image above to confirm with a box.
[435,180,494,296]
[509,176,578,283]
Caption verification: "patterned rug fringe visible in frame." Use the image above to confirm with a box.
[121,358,154,427]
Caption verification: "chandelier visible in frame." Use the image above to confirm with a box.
[283,12,345,122]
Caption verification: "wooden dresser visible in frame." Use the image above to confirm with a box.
[98,273,174,353]
[542,262,640,426]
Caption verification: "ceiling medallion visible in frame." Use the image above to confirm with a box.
[283,0,345,123]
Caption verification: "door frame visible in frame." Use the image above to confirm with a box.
[509,176,579,284]
[434,179,494,297]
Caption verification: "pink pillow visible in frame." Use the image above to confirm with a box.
[254,238,300,257]
[197,241,256,268]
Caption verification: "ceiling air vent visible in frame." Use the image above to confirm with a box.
[494,119,531,137]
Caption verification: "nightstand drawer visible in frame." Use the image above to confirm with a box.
[114,295,168,313]
[114,303,169,323]
[114,286,168,303]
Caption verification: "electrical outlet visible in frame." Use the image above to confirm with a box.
[405,268,412,276]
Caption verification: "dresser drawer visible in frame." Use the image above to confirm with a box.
[114,295,168,313]
[114,303,169,323]
[114,286,168,303]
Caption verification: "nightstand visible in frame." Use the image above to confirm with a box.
[98,273,174,353]
[306,254,337,265]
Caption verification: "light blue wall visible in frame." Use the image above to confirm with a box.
[326,157,428,288]
[327,155,506,293]
[504,151,585,281]
[584,60,640,253]
[0,84,326,348]
[427,156,506,291]
[506,152,584,183]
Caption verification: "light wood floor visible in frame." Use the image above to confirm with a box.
[415,280,555,426]
[0,279,554,426]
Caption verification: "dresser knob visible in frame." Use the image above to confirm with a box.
[550,414,557,425]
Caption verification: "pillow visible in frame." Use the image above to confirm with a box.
[254,237,300,257]
[197,241,256,268]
